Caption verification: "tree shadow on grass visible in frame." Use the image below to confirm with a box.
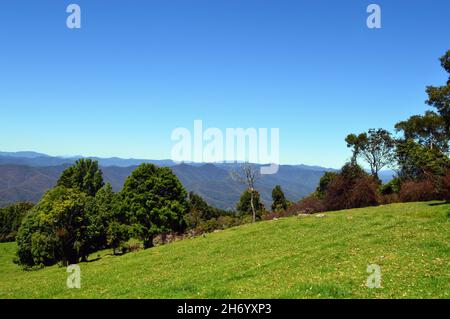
[86,252,125,263]
[428,201,449,206]
[86,257,102,263]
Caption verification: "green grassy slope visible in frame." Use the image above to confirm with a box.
[0,202,449,299]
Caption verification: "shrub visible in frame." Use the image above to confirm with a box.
[347,176,380,208]
[380,193,400,205]
[0,202,34,242]
[262,210,290,220]
[199,218,220,233]
[186,192,229,229]
[30,232,58,267]
[264,194,326,219]
[399,180,438,202]
[15,211,40,267]
[127,242,142,253]
[285,195,326,215]
[236,189,265,220]
[316,172,339,198]
[323,164,379,211]
[380,178,401,195]
[217,215,241,229]
[395,139,450,181]
[16,187,92,267]
[442,169,450,201]
[271,185,289,212]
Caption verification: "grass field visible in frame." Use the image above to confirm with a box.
[0,202,449,299]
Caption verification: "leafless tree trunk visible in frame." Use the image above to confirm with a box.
[249,188,256,222]
[231,163,260,223]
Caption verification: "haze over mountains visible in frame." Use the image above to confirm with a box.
[0,151,174,167]
[0,151,393,210]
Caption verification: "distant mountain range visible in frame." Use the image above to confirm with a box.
[0,151,394,210]
[0,152,174,167]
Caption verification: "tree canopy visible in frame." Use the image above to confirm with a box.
[120,164,188,249]
[345,128,395,181]
[236,189,264,220]
[395,139,449,181]
[395,110,449,153]
[57,159,104,196]
[0,202,34,242]
[16,186,91,267]
[316,172,339,198]
[426,50,450,134]
[271,185,289,212]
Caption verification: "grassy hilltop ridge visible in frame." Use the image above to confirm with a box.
[0,202,449,299]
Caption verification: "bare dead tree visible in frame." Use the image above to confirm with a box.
[231,162,260,223]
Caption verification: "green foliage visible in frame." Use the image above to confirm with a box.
[186,192,230,230]
[316,172,339,198]
[188,192,210,218]
[216,215,242,229]
[29,232,58,267]
[190,192,226,219]
[120,164,188,249]
[271,185,288,212]
[85,183,130,255]
[0,202,34,242]
[107,221,130,255]
[380,178,401,195]
[57,159,104,196]
[391,51,450,198]
[395,110,448,153]
[340,162,368,180]
[16,186,92,267]
[395,139,450,181]
[345,133,365,164]
[236,189,265,220]
[15,210,40,267]
[426,50,450,133]
[345,128,395,180]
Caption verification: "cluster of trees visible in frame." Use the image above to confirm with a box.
[228,76,447,217]
[186,192,242,234]
[287,50,450,215]
[10,158,290,268]
[4,51,448,269]
[14,160,190,267]
[232,163,291,221]
[360,51,449,203]
[393,50,450,195]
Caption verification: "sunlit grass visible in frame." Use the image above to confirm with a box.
[0,201,449,299]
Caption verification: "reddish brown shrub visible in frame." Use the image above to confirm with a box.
[262,196,325,220]
[380,193,400,205]
[348,176,379,208]
[262,211,288,220]
[322,175,347,211]
[285,196,326,215]
[399,180,438,202]
[324,175,379,211]
[441,169,450,201]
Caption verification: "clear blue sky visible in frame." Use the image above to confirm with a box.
[0,0,449,168]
